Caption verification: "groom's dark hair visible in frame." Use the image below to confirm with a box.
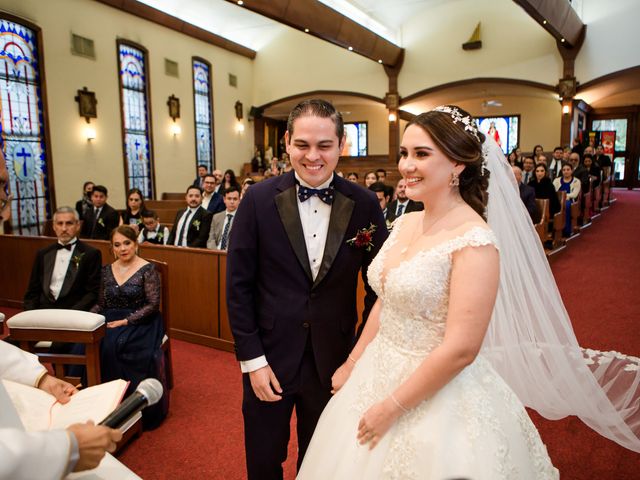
[287,99,344,141]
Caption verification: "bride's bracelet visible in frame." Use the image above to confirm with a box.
[347,354,357,365]
[390,393,409,413]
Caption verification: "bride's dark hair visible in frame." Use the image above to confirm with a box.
[407,106,490,219]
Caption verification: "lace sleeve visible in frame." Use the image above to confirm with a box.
[126,265,161,325]
[89,266,107,314]
[445,227,499,256]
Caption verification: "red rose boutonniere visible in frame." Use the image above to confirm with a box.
[346,223,377,252]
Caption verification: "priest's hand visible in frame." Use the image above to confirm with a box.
[249,365,283,401]
[68,421,122,472]
[37,373,78,404]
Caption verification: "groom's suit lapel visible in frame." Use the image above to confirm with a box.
[313,183,354,289]
[275,173,313,281]
[42,247,56,297]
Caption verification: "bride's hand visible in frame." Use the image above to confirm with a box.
[357,399,402,450]
[331,361,354,394]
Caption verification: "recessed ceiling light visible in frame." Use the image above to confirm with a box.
[237,0,243,5]
[304,28,309,33]
[561,38,565,42]
[348,46,353,51]
[378,59,382,63]
[543,20,547,25]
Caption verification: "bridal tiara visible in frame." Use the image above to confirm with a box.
[433,105,488,174]
[433,105,481,143]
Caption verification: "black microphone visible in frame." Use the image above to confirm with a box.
[99,378,163,429]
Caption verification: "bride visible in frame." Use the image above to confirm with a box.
[298,106,640,479]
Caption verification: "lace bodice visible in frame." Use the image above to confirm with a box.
[368,215,498,354]
[91,262,160,324]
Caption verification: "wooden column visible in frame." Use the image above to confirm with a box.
[384,51,404,165]
[556,30,585,147]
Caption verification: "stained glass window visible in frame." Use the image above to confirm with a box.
[476,115,520,155]
[118,42,154,198]
[342,122,368,156]
[192,58,214,171]
[0,18,51,234]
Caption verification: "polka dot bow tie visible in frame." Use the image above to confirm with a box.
[297,185,335,205]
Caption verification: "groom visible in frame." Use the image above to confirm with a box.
[227,99,388,479]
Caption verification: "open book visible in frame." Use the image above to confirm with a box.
[2,378,128,431]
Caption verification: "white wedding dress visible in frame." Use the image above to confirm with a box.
[298,217,558,479]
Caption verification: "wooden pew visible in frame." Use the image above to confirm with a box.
[161,193,185,201]
[534,198,550,246]
[0,235,234,352]
[552,191,566,249]
[145,200,185,211]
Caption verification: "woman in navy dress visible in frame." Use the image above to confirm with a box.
[91,224,168,428]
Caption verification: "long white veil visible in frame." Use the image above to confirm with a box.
[481,136,640,452]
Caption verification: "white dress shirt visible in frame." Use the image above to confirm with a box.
[240,173,334,374]
[201,192,213,210]
[174,207,198,247]
[50,239,78,300]
[395,200,409,216]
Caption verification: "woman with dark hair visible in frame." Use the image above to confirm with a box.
[363,171,377,187]
[529,162,561,217]
[583,153,602,188]
[121,188,146,230]
[346,172,359,183]
[299,106,557,478]
[553,162,581,236]
[75,181,94,219]
[222,169,240,191]
[508,148,523,168]
[90,225,168,429]
[533,144,544,157]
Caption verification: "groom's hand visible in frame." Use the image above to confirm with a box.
[249,365,283,401]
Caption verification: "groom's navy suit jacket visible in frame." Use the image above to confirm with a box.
[227,171,388,391]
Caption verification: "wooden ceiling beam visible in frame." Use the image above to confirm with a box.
[227,0,404,67]
[512,0,585,48]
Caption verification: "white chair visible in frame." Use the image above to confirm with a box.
[7,309,106,386]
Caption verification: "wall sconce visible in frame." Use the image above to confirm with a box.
[235,121,245,133]
[388,112,397,122]
[562,104,570,115]
[170,123,182,136]
[85,125,96,141]
[235,101,243,121]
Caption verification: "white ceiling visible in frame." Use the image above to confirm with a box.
[136,0,439,50]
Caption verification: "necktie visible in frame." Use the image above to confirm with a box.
[397,204,405,217]
[298,185,335,204]
[90,207,101,236]
[56,242,76,251]
[524,172,530,184]
[220,214,233,250]
[178,210,192,247]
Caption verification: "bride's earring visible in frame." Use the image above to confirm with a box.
[449,171,460,187]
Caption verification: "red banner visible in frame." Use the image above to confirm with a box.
[601,131,616,156]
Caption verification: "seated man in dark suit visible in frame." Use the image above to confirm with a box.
[167,185,213,248]
[25,206,102,311]
[386,178,423,223]
[368,181,390,219]
[24,206,102,355]
[192,164,208,189]
[80,185,120,240]
[512,166,539,223]
[201,174,225,214]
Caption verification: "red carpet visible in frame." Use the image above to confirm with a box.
[7,191,639,478]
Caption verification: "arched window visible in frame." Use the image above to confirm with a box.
[0,17,52,234]
[192,57,214,172]
[117,40,154,198]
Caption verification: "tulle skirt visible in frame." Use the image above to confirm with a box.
[298,335,558,479]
